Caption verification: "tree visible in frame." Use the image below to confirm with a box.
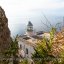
[32,27,64,64]
[4,35,19,64]
[32,28,56,64]
[11,36,19,64]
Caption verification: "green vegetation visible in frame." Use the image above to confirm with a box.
[3,36,19,64]
[2,27,64,64]
[32,28,64,64]
[19,59,28,64]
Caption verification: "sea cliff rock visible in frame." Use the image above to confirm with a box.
[0,6,11,53]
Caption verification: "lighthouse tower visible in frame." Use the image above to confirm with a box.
[26,21,34,36]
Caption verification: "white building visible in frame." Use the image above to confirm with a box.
[17,21,50,59]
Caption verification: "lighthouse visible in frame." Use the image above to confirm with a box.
[26,21,34,36]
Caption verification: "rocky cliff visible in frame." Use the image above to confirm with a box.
[0,6,11,53]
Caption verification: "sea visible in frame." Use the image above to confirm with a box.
[9,16,64,37]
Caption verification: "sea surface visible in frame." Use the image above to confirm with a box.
[9,16,64,37]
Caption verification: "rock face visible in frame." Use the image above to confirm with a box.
[0,6,11,53]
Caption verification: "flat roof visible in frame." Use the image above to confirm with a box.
[23,37,30,40]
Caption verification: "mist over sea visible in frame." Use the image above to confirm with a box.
[9,16,63,37]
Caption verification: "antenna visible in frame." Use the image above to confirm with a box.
[55,22,61,31]
[42,12,53,27]
[41,20,50,28]
[40,23,48,32]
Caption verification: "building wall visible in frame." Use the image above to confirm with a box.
[18,40,34,58]
[26,31,34,36]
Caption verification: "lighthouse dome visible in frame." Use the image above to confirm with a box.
[27,21,33,26]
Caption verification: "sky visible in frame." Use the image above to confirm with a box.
[0,0,64,36]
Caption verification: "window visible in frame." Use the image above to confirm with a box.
[26,48,28,54]
[20,44,22,49]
